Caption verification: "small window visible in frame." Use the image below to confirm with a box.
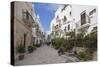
[64,27,67,32]
[22,10,29,20]
[81,11,86,25]
[70,11,72,16]
[64,16,67,22]
[22,10,26,20]
[26,11,29,20]
[68,24,70,30]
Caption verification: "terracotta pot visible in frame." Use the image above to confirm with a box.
[18,54,24,60]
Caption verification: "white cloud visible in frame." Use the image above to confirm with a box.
[37,14,40,19]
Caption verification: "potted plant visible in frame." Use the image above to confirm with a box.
[28,43,37,53]
[33,44,36,50]
[28,45,34,53]
[16,44,26,60]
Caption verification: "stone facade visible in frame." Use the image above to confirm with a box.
[14,1,34,61]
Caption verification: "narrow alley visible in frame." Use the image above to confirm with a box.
[12,2,97,66]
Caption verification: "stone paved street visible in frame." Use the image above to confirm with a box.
[15,45,65,65]
[15,45,78,66]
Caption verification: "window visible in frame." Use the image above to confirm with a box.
[56,15,59,20]
[55,25,59,29]
[63,16,67,22]
[68,24,70,30]
[56,15,60,22]
[22,10,26,20]
[22,10,29,20]
[64,27,67,32]
[89,8,96,16]
[22,10,34,25]
[70,11,72,16]
[26,11,29,20]
[81,11,86,25]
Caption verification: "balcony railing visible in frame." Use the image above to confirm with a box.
[76,14,90,30]
[22,10,34,27]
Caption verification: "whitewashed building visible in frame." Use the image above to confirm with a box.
[72,5,98,34]
[32,11,45,46]
[50,4,75,38]
[50,4,97,39]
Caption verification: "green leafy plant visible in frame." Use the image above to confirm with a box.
[16,44,26,54]
[64,30,76,51]
[32,44,36,50]
[84,31,97,51]
[64,40,74,51]
[52,38,64,49]
[76,51,88,61]
[28,44,36,53]
[28,46,34,53]
[76,49,94,61]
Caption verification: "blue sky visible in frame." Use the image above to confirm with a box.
[33,3,60,32]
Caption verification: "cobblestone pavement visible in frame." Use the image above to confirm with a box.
[15,45,77,66]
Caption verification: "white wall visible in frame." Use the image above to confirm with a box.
[72,5,97,23]
[72,5,97,34]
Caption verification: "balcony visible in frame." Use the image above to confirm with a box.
[22,10,34,27]
[80,11,90,29]
[76,14,90,32]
